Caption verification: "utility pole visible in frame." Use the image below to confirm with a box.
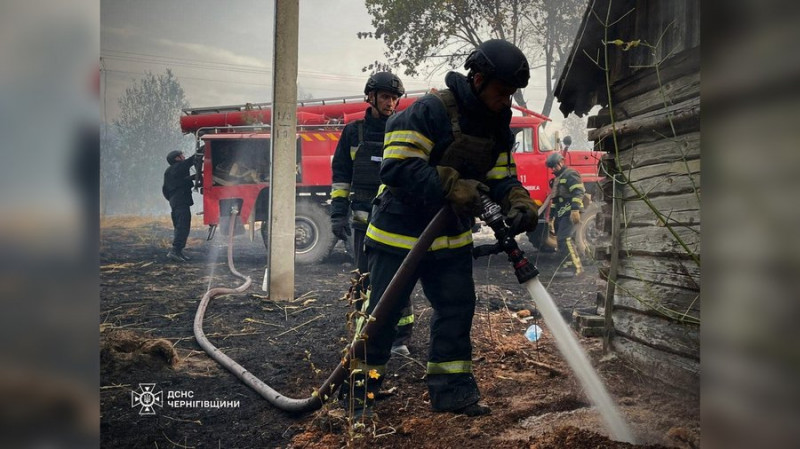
[267,0,299,300]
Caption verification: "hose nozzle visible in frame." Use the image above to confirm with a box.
[474,193,539,284]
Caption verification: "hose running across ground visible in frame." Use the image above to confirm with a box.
[194,208,450,414]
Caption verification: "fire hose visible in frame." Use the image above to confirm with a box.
[194,194,538,414]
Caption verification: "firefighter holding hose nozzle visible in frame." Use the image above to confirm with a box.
[346,40,539,419]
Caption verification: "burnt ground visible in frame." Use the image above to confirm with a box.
[100,217,699,448]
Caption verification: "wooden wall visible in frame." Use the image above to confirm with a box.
[587,2,701,392]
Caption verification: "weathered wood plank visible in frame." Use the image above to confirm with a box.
[628,158,700,182]
[612,309,699,359]
[621,171,700,200]
[613,46,700,103]
[612,337,699,394]
[602,277,700,318]
[614,72,700,121]
[620,224,700,257]
[617,132,700,170]
[588,97,700,142]
[623,193,700,227]
[616,254,700,291]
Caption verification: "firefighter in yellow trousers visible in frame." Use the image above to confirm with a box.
[545,152,585,276]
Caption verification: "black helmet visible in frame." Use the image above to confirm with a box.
[364,72,405,96]
[545,152,564,168]
[464,39,530,88]
[166,150,183,164]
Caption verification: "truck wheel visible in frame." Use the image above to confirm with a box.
[261,201,336,265]
[575,202,602,260]
[260,201,335,265]
[294,201,335,264]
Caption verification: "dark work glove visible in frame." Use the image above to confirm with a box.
[503,186,538,235]
[437,166,489,216]
[507,207,537,235]
[331,215,351,241]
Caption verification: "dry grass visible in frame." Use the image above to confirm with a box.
[100,215,206,231]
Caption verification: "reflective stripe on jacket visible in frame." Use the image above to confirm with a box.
[552,167,585,218]
[365,72,525,257]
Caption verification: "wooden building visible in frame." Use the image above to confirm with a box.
[554,0,700,391]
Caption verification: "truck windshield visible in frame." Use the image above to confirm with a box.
[512,127,533,153]
[538,122,557,153]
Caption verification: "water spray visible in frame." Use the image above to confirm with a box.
[473,193,635,443]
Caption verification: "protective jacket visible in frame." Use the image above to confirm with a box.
[162,157,195,209]
[330,107,388,230]
[365,72,524,257]
[551,166,585,218]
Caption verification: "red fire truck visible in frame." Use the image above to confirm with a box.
[179,93,602,264]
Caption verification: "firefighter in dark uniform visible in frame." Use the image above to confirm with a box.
[163,150,198,262]
[545,152,585,275]
[347,40,539,419]
[329,72,415,355]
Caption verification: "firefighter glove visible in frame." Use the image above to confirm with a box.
[503,186,538,235]
[570,209,581,224]
[437,166,488,216]
[331,215,351,241]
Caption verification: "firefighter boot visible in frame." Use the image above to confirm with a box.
[166,250,184,263]
[453,401,491,417]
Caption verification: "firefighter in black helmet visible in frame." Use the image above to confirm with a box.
[329,72,415,358]
[347,40,538,419]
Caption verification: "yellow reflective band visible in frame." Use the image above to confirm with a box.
[495,152,509,165]
[377,184,387,195]
[569,183,585,191]
[353,210,369,224]
[350,146,358,160]
[426,360,473,375]
[383,145,429,161]
[486,165,517,180]
[385,130,433,153]
[331,190,349,199]
[366,225,472,251]
[571,199,584,207]
[397,314,414,327]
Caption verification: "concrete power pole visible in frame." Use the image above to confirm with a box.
[267,0,299,300]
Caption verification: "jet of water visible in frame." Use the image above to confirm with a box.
[525,277,636,443]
